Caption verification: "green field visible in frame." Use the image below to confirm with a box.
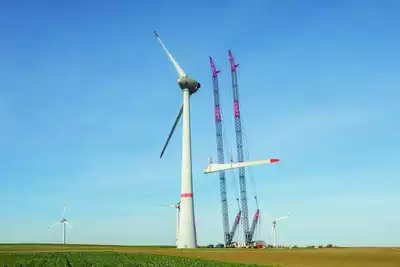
[0,252,264,266]
[0,244,399,267]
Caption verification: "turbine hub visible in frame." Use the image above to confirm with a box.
[178,76,200,95]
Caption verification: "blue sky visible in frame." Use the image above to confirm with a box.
[0,0,399,247]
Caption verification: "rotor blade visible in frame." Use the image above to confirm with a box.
[204,158,279,174]
[48,222,61,228]
[62,204,67,218]
[154,31,186,78]
[275,213,291,221]
[155,204,175,209]
[270,225,274,236]
[160,105,183,158]
[65,222,72,228]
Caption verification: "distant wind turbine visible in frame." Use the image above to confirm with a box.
[156,202,181,246]
[271,212,291,248]
[48,204,72,244]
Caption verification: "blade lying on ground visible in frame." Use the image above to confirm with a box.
[154,31,186,78]
[160,105,183,158]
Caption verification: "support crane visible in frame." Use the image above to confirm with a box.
[248,197,260,244]
[209,57,241,246]
[228,49,252,246]
[230,210,241,246]
[205,53,279,247]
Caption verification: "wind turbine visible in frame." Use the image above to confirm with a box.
[48,204,72,244]
[157,202,181,246]
[155,31,200,249]
[271,212,291,248]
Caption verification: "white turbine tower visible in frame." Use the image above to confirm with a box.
[48,204,72,244]
[155,31,201,249]
[271,212,291,248]
[157,202,181,246]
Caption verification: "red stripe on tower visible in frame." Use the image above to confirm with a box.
[181,193,193,198]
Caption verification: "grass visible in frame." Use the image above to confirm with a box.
[0,244,399,267]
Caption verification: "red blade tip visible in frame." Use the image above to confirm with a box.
[270,159,280,163]
[154,31,159,38]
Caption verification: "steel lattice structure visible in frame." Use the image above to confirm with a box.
[209,56,231,245]
[228,50,252,245]
[249,208,260,243]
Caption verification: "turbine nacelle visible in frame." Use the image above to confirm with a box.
[154,31,200,96]
[178,76,200,94]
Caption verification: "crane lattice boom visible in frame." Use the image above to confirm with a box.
[228,49,254,245]
[209,56,234,246]
[249,209,260,242]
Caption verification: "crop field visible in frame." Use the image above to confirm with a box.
[0,244,399,267]
[0,252,263,266]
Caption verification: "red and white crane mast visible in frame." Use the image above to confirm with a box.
[209,57,241,246]
[228,49,255,246]
[249,197,260,243]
